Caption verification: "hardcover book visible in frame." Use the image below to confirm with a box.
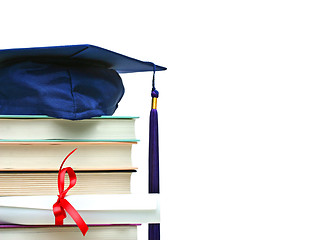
[0,116,138,141]
[0,170,135,196]
[0,141,136,170]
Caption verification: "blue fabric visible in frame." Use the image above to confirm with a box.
[0,60,124,120]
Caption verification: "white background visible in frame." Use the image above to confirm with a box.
[1,1,311,239]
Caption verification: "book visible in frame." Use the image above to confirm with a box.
[0,224,138,240]
[0,170,135,196]
[0,115,138,141]
[0,194,160,225]
[0,141,135,170]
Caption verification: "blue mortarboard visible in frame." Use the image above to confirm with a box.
[0,44,166,120]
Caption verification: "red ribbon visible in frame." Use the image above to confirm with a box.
[53,148,89,236]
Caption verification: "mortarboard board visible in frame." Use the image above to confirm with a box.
[0,44,166,120]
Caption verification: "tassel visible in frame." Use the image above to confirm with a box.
[149,89,159,193]
[148,64,160,240]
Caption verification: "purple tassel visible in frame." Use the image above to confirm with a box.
[149,90,159,193]
[149,90,160,240]
[149,224,160,240]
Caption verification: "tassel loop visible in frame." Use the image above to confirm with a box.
[151,62,159,110]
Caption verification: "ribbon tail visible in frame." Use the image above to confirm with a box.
[60,199,89,236]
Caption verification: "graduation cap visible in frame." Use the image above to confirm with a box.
[0,44,166,120]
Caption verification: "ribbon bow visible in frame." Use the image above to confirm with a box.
[53,148,89,236]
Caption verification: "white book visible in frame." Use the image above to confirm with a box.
[0,116,138,141]
[0,194,160,225]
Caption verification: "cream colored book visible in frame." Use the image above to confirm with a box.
[0,141,135,170]
[0,170,135,196]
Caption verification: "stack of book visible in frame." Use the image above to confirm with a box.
[0,115,142,240]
